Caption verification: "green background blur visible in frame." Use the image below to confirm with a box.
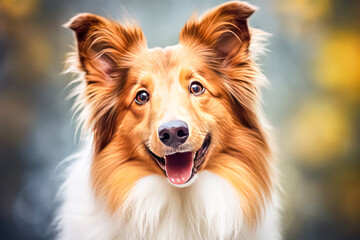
[1,0,360,239]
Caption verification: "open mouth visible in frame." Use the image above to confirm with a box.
[147,133,211,186]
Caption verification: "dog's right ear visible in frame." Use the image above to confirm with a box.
[64,13,146,84]
[64,14,147,153]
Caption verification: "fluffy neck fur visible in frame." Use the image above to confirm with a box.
[56,148,280,240]
[117,172,243,239]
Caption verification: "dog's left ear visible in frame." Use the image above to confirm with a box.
[180,2,263,130]
[179,1,255,66]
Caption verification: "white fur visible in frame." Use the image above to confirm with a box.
[55,146,280,240]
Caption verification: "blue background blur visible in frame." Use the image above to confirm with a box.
[1,0,360,239]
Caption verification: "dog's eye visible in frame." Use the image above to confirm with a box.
[135,91,149,105]
[189,82,205,96]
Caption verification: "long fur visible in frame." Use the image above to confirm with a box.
[56,151,280,239]
[55,1,281,239]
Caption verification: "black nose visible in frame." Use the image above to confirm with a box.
[158,120,189,147]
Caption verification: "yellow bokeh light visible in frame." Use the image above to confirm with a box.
[313,32,360,99]
[1,0,38,18]
[273,0,333,37]
[292,0,331,21]
[276,0,332,21]
[288,98,350,164]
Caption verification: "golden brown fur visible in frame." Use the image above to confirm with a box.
[65,1,274,228]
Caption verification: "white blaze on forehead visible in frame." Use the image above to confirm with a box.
[155,84,192,133]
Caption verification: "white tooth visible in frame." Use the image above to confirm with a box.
[171,178,174,182]
[177,179,180,183]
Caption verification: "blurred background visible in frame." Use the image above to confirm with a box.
[0,0,359,239]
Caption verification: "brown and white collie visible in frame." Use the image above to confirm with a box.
[56,1,281,239]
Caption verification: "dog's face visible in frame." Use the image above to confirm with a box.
[66,1,271,221]
[119,47,219,186]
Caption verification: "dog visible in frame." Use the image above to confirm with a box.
[55,1,280,239]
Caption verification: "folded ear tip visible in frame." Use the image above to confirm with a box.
[221,1,257,17]
[63,13,99,31]
[62,20,71,29]
[239,1,258,11]
[241,1,258,15]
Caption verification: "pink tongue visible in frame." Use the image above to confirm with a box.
[165,152,193,185]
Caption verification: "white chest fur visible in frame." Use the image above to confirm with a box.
[55,152,280,240]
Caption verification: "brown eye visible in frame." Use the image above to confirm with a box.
[189,81,205,95]
[135,91,149,105]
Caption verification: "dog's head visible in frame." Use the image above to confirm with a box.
[66,1,272,223]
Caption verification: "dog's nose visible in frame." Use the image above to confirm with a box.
[158,120,189,147]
